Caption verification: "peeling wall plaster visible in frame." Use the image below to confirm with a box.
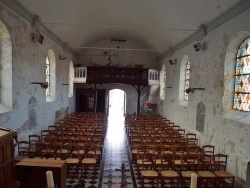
[196,101,205,133]
[0,4,75,143]
[159,9,250,188]
[55,107,67,122]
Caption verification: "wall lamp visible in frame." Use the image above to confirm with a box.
[169,59,177,65]
[30,82,48,89]
[185,87,205,94]
[59,54,67,60]
[193,42,206,52]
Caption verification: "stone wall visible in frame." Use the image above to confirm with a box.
[158,9,250,188]
[0,4,75,141]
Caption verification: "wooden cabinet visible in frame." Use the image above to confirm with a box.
[0,128,17,188]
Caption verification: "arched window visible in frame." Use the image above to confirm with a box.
[223,31,250,124]
[159,65,166,100]
[184,61,190,101]
[233,37,250,111]
[68,61,74,97]
[0,20,12,113]
[46,49,56,102]
[179,55,190,106]
[46,57,50,96]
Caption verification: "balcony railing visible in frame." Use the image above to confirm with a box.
[74,67,87,83]
[148,69,160,85]
[86,66,148,85]
[74,66,159,85]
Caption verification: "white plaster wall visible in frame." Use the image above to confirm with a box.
[159,9,250,188]
[77,39,157,68]
[0,4,76,141]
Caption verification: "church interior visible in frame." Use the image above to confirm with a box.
[0,0,250,188]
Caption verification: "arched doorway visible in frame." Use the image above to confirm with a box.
[108,89,126,118]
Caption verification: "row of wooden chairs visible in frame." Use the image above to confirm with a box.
[16,112,108,179]
[136,150,234,188]
[125,114,234,188]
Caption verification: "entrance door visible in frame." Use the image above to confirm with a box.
[108,89,126,117]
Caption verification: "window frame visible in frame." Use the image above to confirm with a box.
[46,56,50,97]
[68,61,74,97]
[179,55,190,107]
[46,49,56,102]
[184,61,190,101]
[233,37,250,112]
[222,31,250,124]
[0,20,12,113]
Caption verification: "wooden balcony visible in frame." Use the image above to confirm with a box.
[86,66,148,85]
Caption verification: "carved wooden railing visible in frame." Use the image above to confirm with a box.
[74,66,160,87]
[86,66,148,85]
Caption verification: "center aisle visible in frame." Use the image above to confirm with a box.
[98,115,137,188]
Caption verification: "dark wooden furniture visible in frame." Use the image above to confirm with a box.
[86,66,148,85]
[0,128,18,188]
[76,66,149,114]
[76,89,106,113]
[15,158,66,188]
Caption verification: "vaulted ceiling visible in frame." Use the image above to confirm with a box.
[2,0,247,60]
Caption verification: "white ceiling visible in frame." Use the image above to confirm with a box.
[15,0,242,57]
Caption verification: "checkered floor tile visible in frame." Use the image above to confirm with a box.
[66,115,137,188]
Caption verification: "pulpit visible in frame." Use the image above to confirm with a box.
[0,127,18,188]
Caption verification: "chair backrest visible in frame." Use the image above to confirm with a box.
[49,142,62,153]
[158,153,172,170]
[173,138,187,146]
[35,141,49,156]
[172,144,185,155]
[48,125,57,130]
[41,130,51,141]
[181,153,197,171]
[186,133,196,139]
[213,153,227,171]
[66,143,80,158]
[186,138,198,146]
[198,153,214,171]
[29,134,41,149]
[41,152,57,160]
[140,152,154,170]
[17,141,30,156]
[58,136,72,145]
[46,134,58,142]
[177,129,185,138]
[202,145,215,156]
[186,145,200,154]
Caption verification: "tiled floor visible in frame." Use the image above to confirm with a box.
[66,115,137,188]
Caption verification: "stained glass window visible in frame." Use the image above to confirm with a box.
[233,37,250,111]
[184,61,190,101]
[46,57,50,96]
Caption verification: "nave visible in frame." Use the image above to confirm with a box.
[14,112,235,188]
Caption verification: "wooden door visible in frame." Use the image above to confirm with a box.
[76,89,106,113]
